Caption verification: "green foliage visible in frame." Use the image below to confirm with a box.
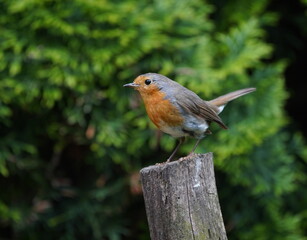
[0,0,306,239]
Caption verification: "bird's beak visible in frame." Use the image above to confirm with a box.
[123,83,139,88]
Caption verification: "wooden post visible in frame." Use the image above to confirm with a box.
[140,153,227,240]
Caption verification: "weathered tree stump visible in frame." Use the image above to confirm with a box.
[140,153,227,240]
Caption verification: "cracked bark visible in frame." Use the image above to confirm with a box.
[140,153,227,240]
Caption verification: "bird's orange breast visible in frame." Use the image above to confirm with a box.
[140,87,184,129]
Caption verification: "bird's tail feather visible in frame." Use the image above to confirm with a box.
[209,88,256,114]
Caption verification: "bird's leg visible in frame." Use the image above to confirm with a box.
[166,137,185,163]
[189,138,202,155]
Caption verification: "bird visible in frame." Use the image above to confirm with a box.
[124,73,256,162]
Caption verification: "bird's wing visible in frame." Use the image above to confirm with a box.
[173,88,228,129]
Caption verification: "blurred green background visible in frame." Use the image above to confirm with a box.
[1,0,307,239]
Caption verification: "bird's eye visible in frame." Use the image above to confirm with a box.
[145,79,151,85]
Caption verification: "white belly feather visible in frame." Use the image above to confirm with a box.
[159,115,209,139]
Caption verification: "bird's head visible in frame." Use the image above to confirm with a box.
[123,73,169,96]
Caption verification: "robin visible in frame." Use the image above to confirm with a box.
[124,73,255,162]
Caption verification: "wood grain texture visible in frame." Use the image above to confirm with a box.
[140,153,227,240]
